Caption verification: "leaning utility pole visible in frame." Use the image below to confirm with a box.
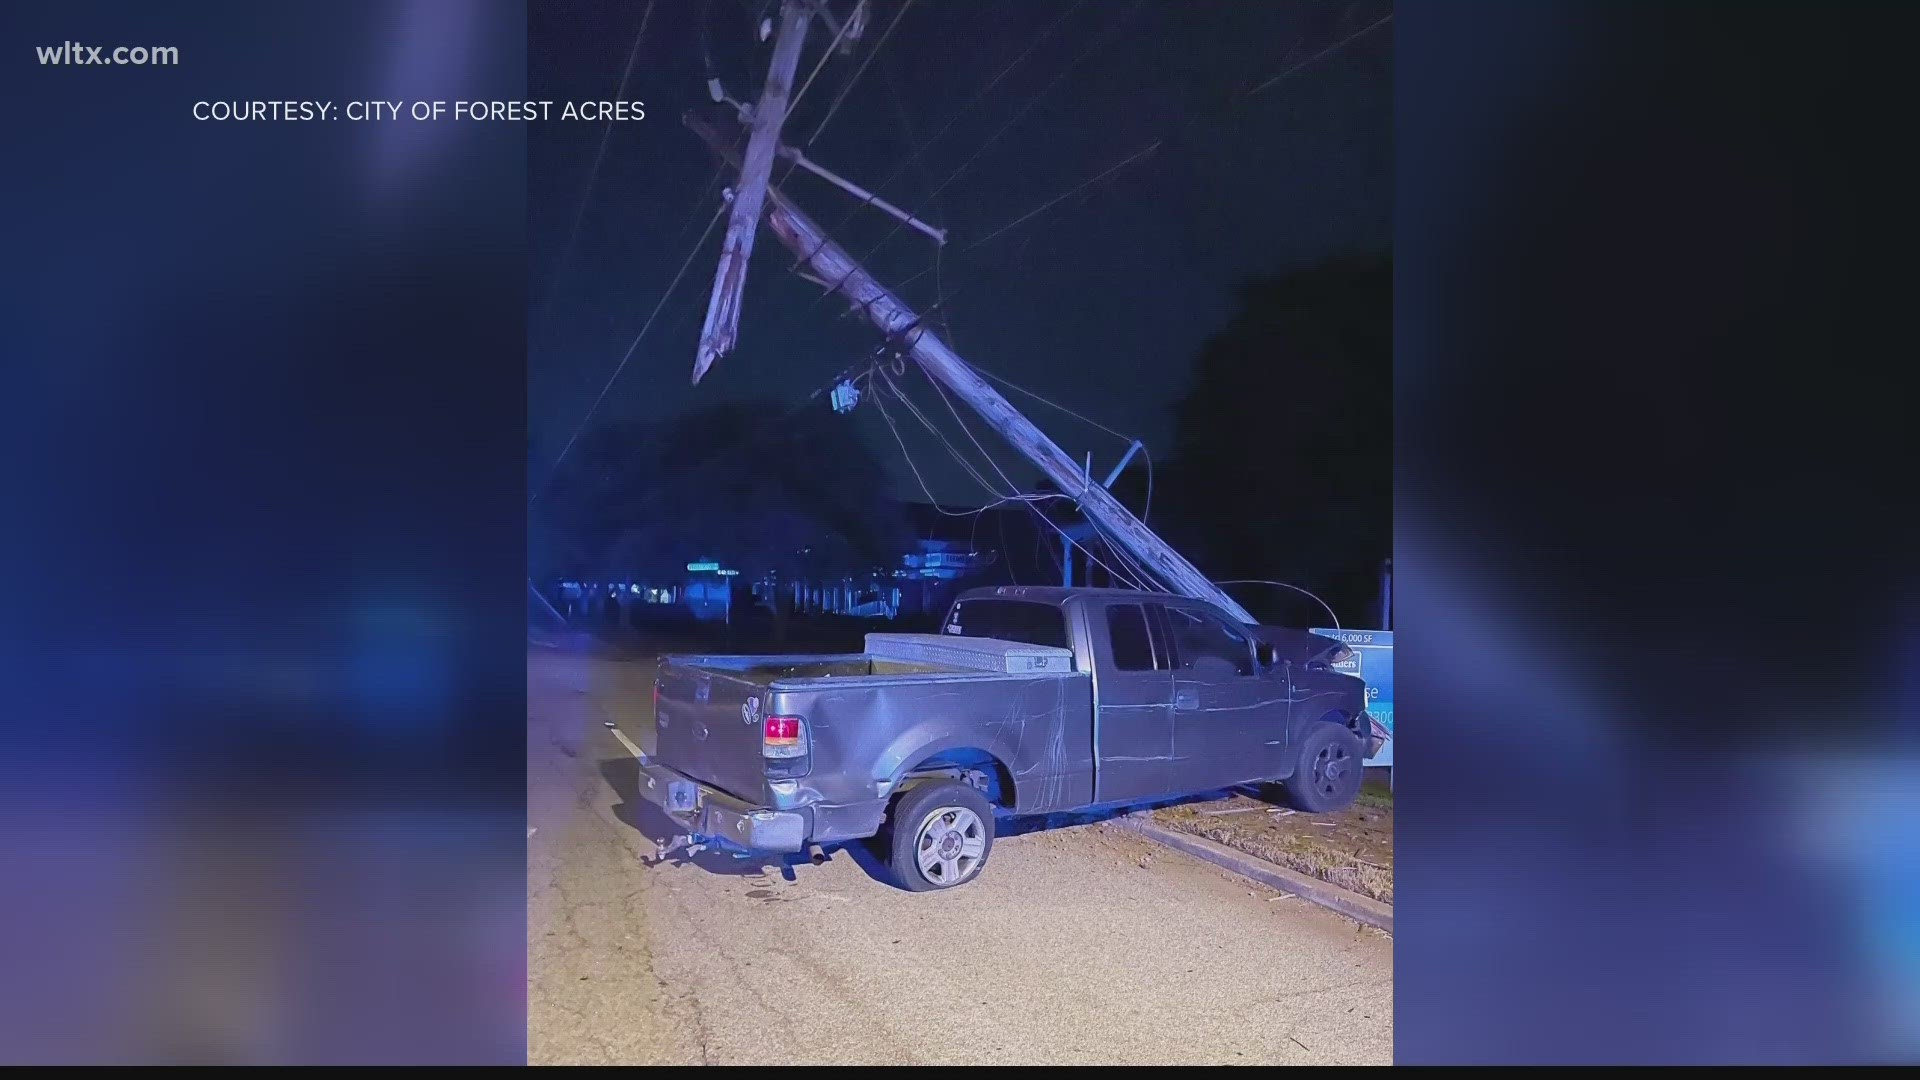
[691,0,812,385]
[686,113,1258,623]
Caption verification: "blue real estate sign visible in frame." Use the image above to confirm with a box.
[1309,628,1393,767]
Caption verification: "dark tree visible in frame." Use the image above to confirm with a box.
[1161,254,1391,627]
[532,401,908,590]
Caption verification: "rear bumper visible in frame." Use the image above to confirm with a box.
[636,760,809,852]
[633,760,894,853]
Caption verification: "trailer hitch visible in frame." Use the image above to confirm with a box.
[647,833,708,864]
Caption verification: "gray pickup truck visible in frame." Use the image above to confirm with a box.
[637,585,1377,891]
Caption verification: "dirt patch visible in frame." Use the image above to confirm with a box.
[1151,775,1393,904]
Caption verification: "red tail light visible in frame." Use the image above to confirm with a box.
[762,713,809,776]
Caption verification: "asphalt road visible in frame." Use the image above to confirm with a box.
[528,644,1393,1066]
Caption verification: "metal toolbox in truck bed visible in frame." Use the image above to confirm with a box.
[863,632,1075,674]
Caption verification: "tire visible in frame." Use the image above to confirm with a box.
[886,780,995,892]
[1282,723,1365,813]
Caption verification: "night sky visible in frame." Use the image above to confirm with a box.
[529,0,1391,506]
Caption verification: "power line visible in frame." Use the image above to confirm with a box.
[1217,579,1341,630]
[874,369,1021,508]
[875,349,1170,590]
[535,1,656,318]
[923,0,1145,204]
[886,11,1399,511]
[1243,11,1392,99]
[768,1,919,203]
[965,359,1134,443]
[804,0,917,148]
[1086,514,1167,592]
[880,56,954,341]
[870,367,1151,590]
[548,352,884,519]
[871,4,1392,325]
[905,366,1026,499]
[819,0,1083,239]
[947,351,1160,525]
[868,378,997,517]
[961,140,1164,254]
[778,5,1384,541]
[787,0,861,117]
[872,315,1163,536]
[797,0,1119,316]
[825,0,1144,289]
[650,357,882,489]
[881,366,1153,590]
[532,200,726,503]
[671,165,730,249]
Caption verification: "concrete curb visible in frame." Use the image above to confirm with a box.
[1113,812,1393,933]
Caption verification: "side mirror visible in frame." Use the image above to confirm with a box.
[1255,642,1278,668]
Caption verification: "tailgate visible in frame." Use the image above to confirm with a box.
[653,661,769,801]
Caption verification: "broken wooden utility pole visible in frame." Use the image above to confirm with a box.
[691,0,811,385]
[686,112,1258,624]
[812,0,869,54]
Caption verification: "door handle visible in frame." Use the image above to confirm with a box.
[1174,689,1200,711]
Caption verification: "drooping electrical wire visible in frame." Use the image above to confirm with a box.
[957,139,1163,255]
[804,0,917,148]
[533,201,728,503]
[787,0,861,118]
[535,1,657,320]
[856,3,1393,336]
[907,367,1024,499]
[879,57,954,343]
[917,0,1145,206]
[818,0,1085,238]
[867,336,1171,592]
[876,368,1020,506]
[870,367,1150,590]
[1217,579,1342,630]
[1242,11,1392,99]
[801,0,1137,314]
[951,357,1155,523]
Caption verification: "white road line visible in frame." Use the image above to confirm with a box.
[609,727,645,760]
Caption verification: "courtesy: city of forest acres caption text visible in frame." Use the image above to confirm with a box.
[192,100,645,122]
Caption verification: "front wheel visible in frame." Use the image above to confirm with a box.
[886,781,994,892]
[1281,723,1365,813]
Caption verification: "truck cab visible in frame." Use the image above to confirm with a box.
[943,586,1372,804]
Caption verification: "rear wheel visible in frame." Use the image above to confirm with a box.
[886,781,994,892]
[1282,723,1365,812]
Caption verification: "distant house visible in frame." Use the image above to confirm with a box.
[552,567,704,626]
[544,499,1088,626]
[742,506,1009,621]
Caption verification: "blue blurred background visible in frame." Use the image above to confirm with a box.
[1,0,526,1064]
[1396,2,1920,1064]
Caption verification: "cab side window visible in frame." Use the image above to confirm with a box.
[1105,604,1158,671]
[1165,606,1254,678]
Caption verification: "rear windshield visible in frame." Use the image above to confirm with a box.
[945,598,1069,651]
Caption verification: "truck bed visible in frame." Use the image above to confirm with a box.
[654,641,1091,810]
[665,654,956,684]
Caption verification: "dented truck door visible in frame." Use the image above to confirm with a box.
[1162,602,1291,788]
[1088,599,1178,802]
